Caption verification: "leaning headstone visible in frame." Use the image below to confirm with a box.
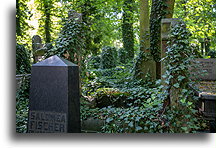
[28,55,80,133]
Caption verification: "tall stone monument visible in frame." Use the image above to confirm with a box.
[161,18,179,77]
[28,55,81,133]
[161,18,181,107]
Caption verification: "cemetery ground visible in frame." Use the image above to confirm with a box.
[16,54,216,133]
[16,19,216,133]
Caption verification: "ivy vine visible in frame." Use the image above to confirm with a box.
[45,13,85,65]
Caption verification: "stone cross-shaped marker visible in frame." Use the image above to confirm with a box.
[28,55,80,133]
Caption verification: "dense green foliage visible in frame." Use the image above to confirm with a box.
[174,0,216,55]
[16,0,213,133]
[45,12,85,64]
[16,44,31,74]
[100,46,117,69]
[16,78,30,133]
[80,20,205,133]
[16,0,32,44]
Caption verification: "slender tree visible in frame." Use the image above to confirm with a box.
[164,0,175,18]
[16,0,22,37]
[122,0,135,61]
[16,0,31,41]
[36,0,54,43]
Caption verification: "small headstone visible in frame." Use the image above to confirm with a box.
[32,35,43,51]
[68,10,82,22]
[28,55,81,133]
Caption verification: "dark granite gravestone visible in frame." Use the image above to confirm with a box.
[28,55,80,133]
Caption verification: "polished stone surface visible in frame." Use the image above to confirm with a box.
[28,55,80,133]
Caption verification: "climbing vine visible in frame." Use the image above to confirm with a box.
[162,20,200,132]
[45,12,85,65]
[150,0,167,63]
[122,0,135,61]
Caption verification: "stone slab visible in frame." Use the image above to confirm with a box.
[191,58,216,81]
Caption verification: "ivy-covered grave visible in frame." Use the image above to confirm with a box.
[15,18,213,133]
[79,19,214,133]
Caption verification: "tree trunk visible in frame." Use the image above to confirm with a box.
[16,0,21,37]
[134,0,156,80]
[150,0,166,79]
[44,1,52,43]
[164,0,175,18]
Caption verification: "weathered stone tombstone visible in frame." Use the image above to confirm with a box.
[68,10,82,22]
[32,35,44,63]
[32,35,43,51]
[28,55,81,133]
[191,59,216,132]
[161,18,182,106]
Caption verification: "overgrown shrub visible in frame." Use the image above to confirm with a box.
[100,46,117,69]
[45,14,85,64]
[118,47,127,63]
[16,77,30,133]
[16,44,31,74]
